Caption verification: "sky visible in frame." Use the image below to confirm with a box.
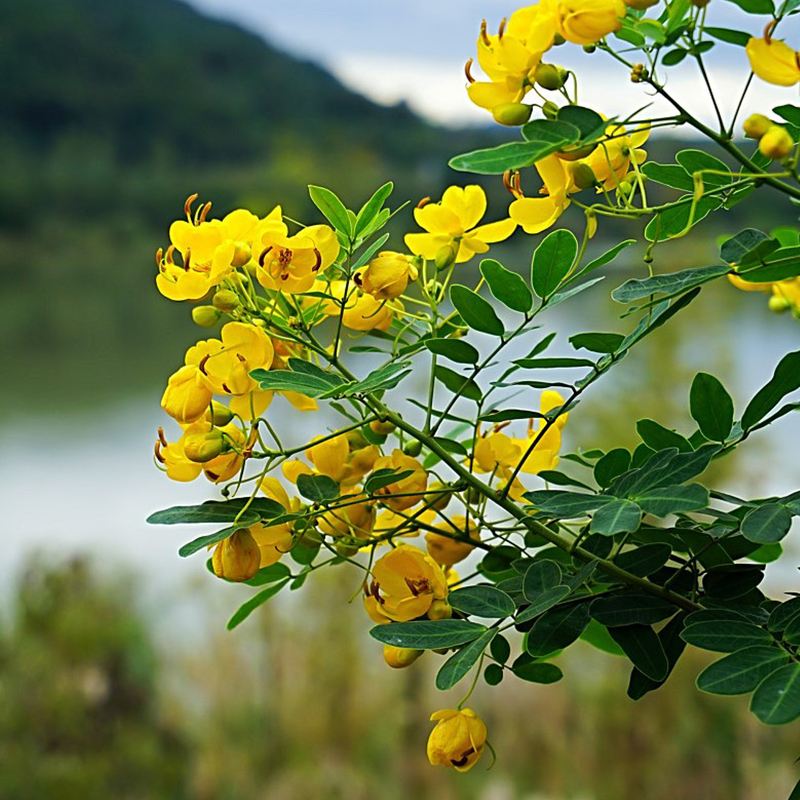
[185,0,797,130]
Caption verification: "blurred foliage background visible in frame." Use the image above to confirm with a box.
[3,0,800,797]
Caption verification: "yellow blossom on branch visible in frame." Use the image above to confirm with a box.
[427,708,488,772]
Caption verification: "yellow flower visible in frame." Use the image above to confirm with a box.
[364,544,448,623]
[253,477,297,566]
[772,279,800,313]
[405,186,516,264]
[211,529,261,582]
[421,512,482,567]
[318,490,377,540]
[747,37,800,87]
[187,322,275,420]
[319,281,403,332]
[371,449,428,512]
[509,155,571,234]
[728,273,774,293]
[558,0,626,45]
[383,645,423,668]
[161,364,213,424]
[427,708,488,773]
[256,223,340,294]
[358,252,418,300]
[156,422,245,484]
[156,200,265,301]
[582,123,649,190]
[282,433,380,488]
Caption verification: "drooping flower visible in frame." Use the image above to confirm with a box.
[582,123,649,190]
[282,432,380,487]
[357,252,418,300]
[405,186,516,264]
[427,708,488,773]
[319,281,404,332]
[211,529,261,582]
[558,0,626,45]
[508,155,571,234]
[421,511,482,567]
[364,544,449,623]
[370,450,429,512]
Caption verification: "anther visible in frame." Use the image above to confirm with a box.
[464,58,475,84]
[184,193,198,221]
[154,441,166,464]
[417,196,431,209]
[198,355,210,375]
[498,17,507,38]
[258,246,273,267]
[480,19,491,46]
[312,247,322,272]
[198,201,212,224]
[157,426,168,447]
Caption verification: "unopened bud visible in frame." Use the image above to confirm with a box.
[428,481,452,511]
[617,179,633,195]
[206,401,234,426]
[759,125,794,160]
[347,429,370,449]
[534,63,567,91]
[230,241,252,268]
[744,114,772,140]
[383,645,423,669]
[557,143,597,162]
[492,102,533,126]
[403,440,423,457]
[184,429,228,463]
[569,162,598,190]
[542,100,560,120]
[335,540,360,558]
[582,44,596,53]
[625,0,659,8]
[370,420,396,435]
[690,0,709,7]
[553,33,566,45]
[630,63,648,83]
[192,305,222,327]
[212,290,240,313]
[466,486,483,505]
[212,529,261,582]
[769,295,791,313]
[434,245,458,270]
[427,599,453,621]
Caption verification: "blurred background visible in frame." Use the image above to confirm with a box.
[3,0,800,797]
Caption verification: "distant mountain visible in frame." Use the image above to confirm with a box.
[1,0,460,165]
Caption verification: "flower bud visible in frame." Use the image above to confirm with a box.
[492,102,533,126]
[335,540,360,558]
[542,100,560,120]
[370,420,397,435]
[230,241,252,268]
[630,63,648,83]
[769,295,791,313]
[428,481,452,511]
[383,645,423,669]
[465,486,483,505]
[427,599,453,620]
[557,143,597,161]
[192,305,222,328]
[582,44,596,53]
[347,429,370,450]
[553,33,566,45]
[212,529,261,582]
[625,0,659,8]
[183,429,228,463]
[690,0,709,7]
[212,290,240,313]
[569,162,598,190]
[744,114,772,140]
[403,440,423,457]
[617,178,633,195]
[434,245,458,270]
[534,63,568,91]
[206,400,234,427]
[759,126,794,160]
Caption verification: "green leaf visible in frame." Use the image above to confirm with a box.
[449,585,516,618]
[704,26,751,46]
[627,613,688,699]
[636,419,692,452]
[532,229,579,299]
[147,499,283,526]
[364,468,415,494]
[449,123,578,174]
[609,444,718,497]
[556,105,604,138]
[484,664,504,685]
[768,597,800,633]
[616,544,672,577]
[612,264,730,303]
[662,48,689,66]
[581,619,626,656]
[480,258,533,312]
[245,562,292,586]
[179,525,244,558]
[569,239,636,283]
[354,182,393,239]
[515,585,571,623]
[511,656,564,684]
[698,646,790,695]
[590,594,676,627]
[369,619,488,650]
[227,579,290,630]
[425,338,479,364]
[737,246,800,283]
[436,629,497,690]
[490,634,511,664]
[641,162,694,191]
[296,473,339,502]
[775,104,800,128]
[690,372,734,441]
[252,367,342,398]
[526,601,591,657]
[514,357,594,369]
[635,483,709,517]
[336,360,413,396]
[594,448,632,488]
[609,624,669,682]
[569,332,624,353]
[681,620,773,652]
[742,351,800,431]
[524,490,613,518]
[434,364,482,402]
[308,185,351,237]
[590,499,642,535]
[644,197,723,242]
[450,285,504,336]
[724,0,774,13]
[522,560,563,601]
[741,503,793,544]
[751,663,800,725]
[719,228,776,264]
[675,149,731,186]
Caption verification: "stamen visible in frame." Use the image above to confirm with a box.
[155,248,163,267]
[157,426,168,447]
[480,19,491,47]
[498,17,507,38]
[259,246,273,267]
[198,355,210,375]
[154,441,166,464]
[183,248,191,271]
[417,196,431,209]
[764,19,777,43]
[184,193,198,222]
[198,201,212,224]
[312,247,322,272]
[464,58,475,84]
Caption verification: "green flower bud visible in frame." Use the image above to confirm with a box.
[403,440,423,457]
[370,420,396,435]
[582,44,597,53]
[434,245,458,271]
[557,143,597,162]
[212,290,240,313]
[492,102,533,126]
[230,241,252,268]
[466,486,483,505]
[744,114,772,140]
[534,63,567,91]
[427,599,453,621]
[183,429,228,463]
[542,100,560,120]
[192,305,222,328]
[206,401,234,426]
[553,33,566,45]
[335,540,360,558]
[569,163,598,190]
[428,481,452,511]
[760,125,794,160]
[769,295,791,313]
[625,0,659,8]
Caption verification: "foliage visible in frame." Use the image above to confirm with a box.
[143,0,800,782]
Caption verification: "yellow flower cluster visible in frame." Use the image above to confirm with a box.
[729,273,800,317]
